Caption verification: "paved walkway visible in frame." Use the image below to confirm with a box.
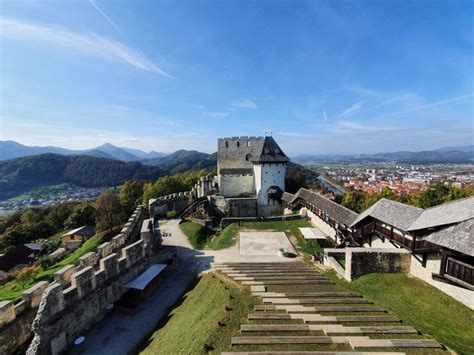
[70,219,298,354]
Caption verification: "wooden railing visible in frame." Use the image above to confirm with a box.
[443,257,474,289]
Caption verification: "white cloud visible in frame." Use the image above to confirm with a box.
[340,102,363,117]
[232,98,257,109]
[0,18,172,77]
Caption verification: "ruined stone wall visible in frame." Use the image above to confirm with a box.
[227,198,258,217]
[0,205,147,355]
[26,211,170,355]
[324,248,411,281]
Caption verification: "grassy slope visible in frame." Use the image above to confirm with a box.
[0,233,106,301]
[207,223,238,250]
[324,271,474,354]
[139,272,255,355]
[179,221,213,250]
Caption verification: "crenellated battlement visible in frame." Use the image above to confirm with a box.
[0,204,161,355]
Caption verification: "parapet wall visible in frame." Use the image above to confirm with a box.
[148,174,216,218]
[0,205,148,355]
[324,248,411,281]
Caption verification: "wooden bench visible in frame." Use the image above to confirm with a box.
[254,305,386,312]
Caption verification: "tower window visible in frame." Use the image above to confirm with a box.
[245,153,251,161]
[247,141,251,147]
[225,141,228,148]
[237,141,240,147]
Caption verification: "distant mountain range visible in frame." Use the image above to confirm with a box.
[293,145,474,164]
[2,140,473,165]
[0,141,167,162]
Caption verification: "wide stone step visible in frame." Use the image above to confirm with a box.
[242,280,333,285]
[255,305,385,312]
[241,324,418,335]
[252,292,361,298]
[262,298,371,304]
[231,336,442,348]
[231,336,333,345]
[235,276,328,281]
[248,313,400,323]
[219,268,314,273]
[221,352,406,355]
[227,272,324,278]
[331,336,443,349]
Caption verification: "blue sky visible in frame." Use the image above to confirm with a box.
[0,0,472,155]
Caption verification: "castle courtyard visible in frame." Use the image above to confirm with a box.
[239,231,295,256]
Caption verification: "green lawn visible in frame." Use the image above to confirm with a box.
[138,272,256,355]
[323,271,474,354]
[179,221,214,250]
[207,223,238,250]
[0,232,107,301]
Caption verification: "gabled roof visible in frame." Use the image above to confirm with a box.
[407,196,474,231]
[62,225,96,238]
[252,136,289,164]
[350,198,423,231]
[281,192,295,203]
[292,188,359,226]
[422,218,474,256]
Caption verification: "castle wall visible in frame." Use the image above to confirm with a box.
[219,174,255,197]
[0,206,151,355]
[254,163,286,205]
[227,198,258,217]
[25,211,171,355]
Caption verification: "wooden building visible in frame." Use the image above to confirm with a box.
[62,226,96,245]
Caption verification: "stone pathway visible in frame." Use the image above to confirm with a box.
[216,261,445,354]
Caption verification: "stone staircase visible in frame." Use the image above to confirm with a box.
[214,261,444,355]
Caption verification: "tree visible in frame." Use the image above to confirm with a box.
[285,170,307,194]
[119,181,144,215]
[64,203,95,228]
[416,184,450,208]
[15,266,41,288]
[95,190,124,232]
[341,190,368,213]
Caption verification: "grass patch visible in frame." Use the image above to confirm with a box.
[324,271,474,354]
[0,231,110,301]
[179,221,213,250]
[207,223,238,250]
[138,272,255,354]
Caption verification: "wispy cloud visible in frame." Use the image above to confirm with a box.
[0,18,172,77]
[340,102,363,117]
[89,0,127,38]
[328,120,397,134]
[204,111,229,118]
[232,98,257,109]
[385,93,474,117]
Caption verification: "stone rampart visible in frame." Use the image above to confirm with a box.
[25,210,168,354]
[148,174,216,218]
[0,205,147,355]
[324,248,411,281]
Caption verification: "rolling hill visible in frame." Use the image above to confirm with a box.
[0,154,165,199]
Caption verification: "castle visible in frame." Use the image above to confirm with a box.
[149,136,290,218]
[216,136,289,216]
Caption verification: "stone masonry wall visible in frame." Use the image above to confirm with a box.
[25,207,169,355]
[324,248,411,281]
[0,205,146,355]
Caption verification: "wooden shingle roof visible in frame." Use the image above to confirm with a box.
[291,188,359,226]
